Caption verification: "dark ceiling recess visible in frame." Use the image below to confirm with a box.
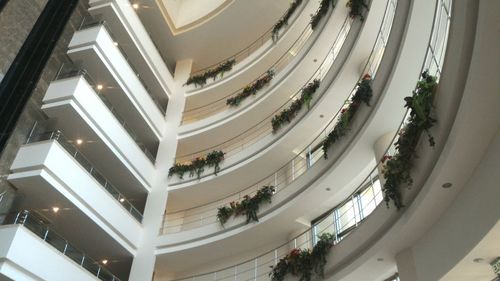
[0,0,78,153]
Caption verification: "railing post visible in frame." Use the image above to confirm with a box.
[96,266,101,278]
[80,255,85,266]
[307,145,312,168]
[43,228,49,241]
[274,249,278,265]
[254,258,258,281]
[291,159,295,181]
[234,266,237,281]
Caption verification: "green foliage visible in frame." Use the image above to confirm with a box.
[216,186,275,226]
[185,59,236,87]
[310,0,335,30]
[382,71,437,209]
[272,79,321,133]
[346,0,369,21]
[272,0,303,41]
[269,233,335,281]
[322,74,373,158]
[226,70,275,106]
[168,150,225,179]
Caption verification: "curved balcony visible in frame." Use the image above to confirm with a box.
[176,6,350,158]
[187,0,308,79]
[181,0,333,124]
[182,0,326,109]
[167,0,394,208]
[155,1,468,277]
[162,0,397,233]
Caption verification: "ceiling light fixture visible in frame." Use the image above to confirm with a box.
[325,187,331,191]
[102,259,108,265]
[97,84,103,90]
[119,198,125,203]
[132,3,139,9]
[76,139,83,145]
[113,42,118,46]
[319,114,324,118]
[52,207,60,213]
[441,182,452,189]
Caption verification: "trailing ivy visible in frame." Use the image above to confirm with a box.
[346,0,369,21]
[226,70,275,107]
[217,185,275,226]
[272,0,303,41]
[382,71,437,209]
[269,233,335,281]
[185,59,236,87]
[168,150,225,179]
[322,74,373,158]
[310,0,335,30]
[272,79,321,133]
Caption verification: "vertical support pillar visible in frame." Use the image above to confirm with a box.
[128,59,191,281]
[395,248,418,281]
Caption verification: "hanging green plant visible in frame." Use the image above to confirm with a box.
[322,74,373,159]
[382,71,437,209]
[269,233,335,281]
[346,0,369,21]
[272,79,321,133]
[216,185,275,226]
[185,59,236,87]
[226,70,275,106]
[310,0,335,30]
[168,150,225,179]
[272,0,303,41]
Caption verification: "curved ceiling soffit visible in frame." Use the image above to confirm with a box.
[157,0,235,36]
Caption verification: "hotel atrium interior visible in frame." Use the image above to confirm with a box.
[0,0,498,280]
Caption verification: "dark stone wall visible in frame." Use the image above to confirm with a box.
[0,0,89,214]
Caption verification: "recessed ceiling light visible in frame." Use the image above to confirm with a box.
[473,258,485,263]
[52,207,60,213]
[113,42,118,46]
[325,187,331,191]
[442,182,452,188]
[132,3,139,9]
[119,198,125,203]
[313,59,318,62]
[97,84,103,90]
[101,259,108,264]
[76,139,83,145]
[377,258,384,262]
[319,114,324,118]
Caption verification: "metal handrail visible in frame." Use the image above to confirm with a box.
[25,129,144,222]
[53,63,157,163]
[188,0,308,77]
[162,0,397,231]
[181,0,337,124]
[166,0,452,279]
[4,210,122,281]
[174,14,352,165]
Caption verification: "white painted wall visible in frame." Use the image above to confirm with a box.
[68,25,165,139]
[0,225,98,281]
[8,140,142,253]
[43,76,155,189]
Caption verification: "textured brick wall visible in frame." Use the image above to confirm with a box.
[0,0,89,214]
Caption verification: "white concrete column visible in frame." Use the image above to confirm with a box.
[395,248,418,281]
[128,59,192,281]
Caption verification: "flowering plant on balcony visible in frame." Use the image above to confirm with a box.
[272,0,303,41]
[272,79,321,133]
[310,0,335,30]
[168,150,225,179]
[226,70,275,106]
[269,233,335,281]
[216,185,275,226]
[322,74,373,158]
[382,71,437,209]
[185,59,236,87]
[346,0,369,21]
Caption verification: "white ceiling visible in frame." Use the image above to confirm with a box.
[133,0,292,72]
